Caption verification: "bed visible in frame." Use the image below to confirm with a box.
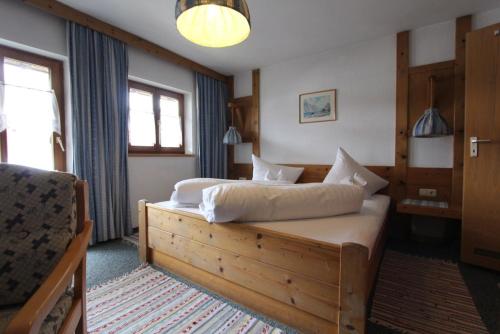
[138,173,391,334]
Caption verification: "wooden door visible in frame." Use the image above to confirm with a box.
[462,23,500,271]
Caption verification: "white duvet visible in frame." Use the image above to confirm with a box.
[200,182,364,223]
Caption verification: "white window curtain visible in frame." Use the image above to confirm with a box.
[0,82,61,135]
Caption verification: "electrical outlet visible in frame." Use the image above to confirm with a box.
[419,188,437,197]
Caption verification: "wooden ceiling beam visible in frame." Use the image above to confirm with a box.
[23,0,229,82]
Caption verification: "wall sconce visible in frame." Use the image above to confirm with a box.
[223,102,242,145]
[412,76,451,137]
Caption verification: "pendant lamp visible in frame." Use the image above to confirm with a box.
[223,102,242,145]
[175,0,251,48]
[412,76,451,137]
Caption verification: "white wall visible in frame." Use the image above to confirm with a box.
[234,7,500,168]
[127,48,198,227]
[233,36,397,166]
[261,36,396,165]
[0,0,66,57]
[0,0,198,228]
[234,71,253,98]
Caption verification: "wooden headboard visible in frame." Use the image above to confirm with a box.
[231,163,394,190]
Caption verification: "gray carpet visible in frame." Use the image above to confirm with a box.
[86,239,141,288]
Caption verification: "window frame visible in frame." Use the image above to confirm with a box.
[128,80,185,155]
[0,45,66,171]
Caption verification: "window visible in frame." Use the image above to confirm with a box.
[0,46,66,171]
[128,81,184,154]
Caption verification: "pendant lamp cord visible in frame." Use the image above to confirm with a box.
[228,102,235,127]
[428,76,435,109]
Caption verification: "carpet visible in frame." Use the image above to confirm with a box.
[87,265,285,334]
[87,240,141,288]
[122,233,139,247]
[369,250,488,334]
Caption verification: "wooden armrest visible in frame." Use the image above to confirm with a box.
[5,220,93,334]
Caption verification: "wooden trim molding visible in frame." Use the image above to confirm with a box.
[394,31,410,201]
[23,0,228,82]
[227,75,235,176]
[451,15,471,209]
[251,69,261,157]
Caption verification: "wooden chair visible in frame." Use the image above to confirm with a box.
[0,164,93,334]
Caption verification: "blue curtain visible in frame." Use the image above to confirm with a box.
[68,22,132,243]
[196,73,228,178]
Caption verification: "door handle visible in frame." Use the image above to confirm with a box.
[470,137,491,157]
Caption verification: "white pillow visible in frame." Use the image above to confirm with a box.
[252,155,304,183]
[264,170,289,182]
[323,147,389,197]
[339,173,371,199]
[171,178,238,205]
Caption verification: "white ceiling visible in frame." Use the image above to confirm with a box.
[58,0,500,75]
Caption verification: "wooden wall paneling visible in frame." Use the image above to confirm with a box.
[233,96,253,140]
[227,76,235,178]
[252,69,261,157]
[23,0,227,82]
[452,15,472,211]
[231,163,393,189]
[406,168,453,187]
[405,167,453,202]
[395,31,410,201]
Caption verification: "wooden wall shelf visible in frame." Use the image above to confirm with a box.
[397,199,461,219]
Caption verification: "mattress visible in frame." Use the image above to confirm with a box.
[153,194,390,258]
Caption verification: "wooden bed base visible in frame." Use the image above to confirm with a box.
[138,201,388,334]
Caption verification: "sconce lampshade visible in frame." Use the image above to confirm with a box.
[175,0,251,48]
[412,75,451,138]
[412,107,451,137]
[223,126,242,145]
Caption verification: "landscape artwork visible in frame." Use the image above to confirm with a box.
[299,89,336,123]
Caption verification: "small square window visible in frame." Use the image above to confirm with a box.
[128,81,184,155]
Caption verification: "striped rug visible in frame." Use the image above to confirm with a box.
[369,250,488,334]
[87,265,285,334]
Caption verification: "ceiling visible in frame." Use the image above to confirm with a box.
[58,0,500,75]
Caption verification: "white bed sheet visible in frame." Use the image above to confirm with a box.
[153,194,390,258]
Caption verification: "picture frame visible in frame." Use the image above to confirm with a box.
[299,89,337,124]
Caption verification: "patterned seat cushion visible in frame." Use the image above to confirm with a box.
[0,164,77,307]
[0,290,74,334]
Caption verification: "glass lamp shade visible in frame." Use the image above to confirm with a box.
[223,126,242,145]
[175,0,251,48]
[412,107,451,137]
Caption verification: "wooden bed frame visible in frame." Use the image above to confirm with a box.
[138,165,392,334]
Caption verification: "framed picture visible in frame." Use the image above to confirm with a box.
[299,89,337,123]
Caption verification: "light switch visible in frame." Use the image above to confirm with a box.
[419,188,437,197]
